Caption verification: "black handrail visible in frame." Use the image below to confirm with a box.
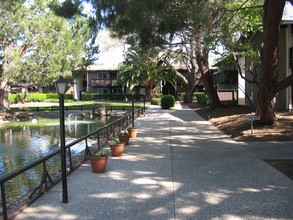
[10,105,142,112]
[0,107,143,220]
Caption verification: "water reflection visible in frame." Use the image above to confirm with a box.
[0,116,116,177]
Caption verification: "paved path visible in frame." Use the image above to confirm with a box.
[14,105,293,220]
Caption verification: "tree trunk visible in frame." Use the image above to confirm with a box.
[184,91,194,103]
[256,0,285,125]
[145,85,153,102]
[0,80,10,111]
[196,49,221,107]
[183,63,198,103]
[201,71,221,107]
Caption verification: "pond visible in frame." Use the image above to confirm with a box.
[0,115,117,177]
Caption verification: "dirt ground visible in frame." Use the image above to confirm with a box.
[188,103,293,142]
[187,102,293,180]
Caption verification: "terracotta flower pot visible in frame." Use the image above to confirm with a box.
[110,143,125,157]
[128,128,138,138]
[89,155,108,173]
[118,134,130,145]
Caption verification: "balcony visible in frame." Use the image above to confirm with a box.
[90,79,117,87]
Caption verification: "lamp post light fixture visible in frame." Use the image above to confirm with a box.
[55,76,69,204]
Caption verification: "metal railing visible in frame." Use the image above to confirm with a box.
[10,105,143,113]
[0,108,144,220]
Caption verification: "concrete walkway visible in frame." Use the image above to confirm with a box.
[14,105,293,220]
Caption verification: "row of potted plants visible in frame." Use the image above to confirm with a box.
[89,127,138,173]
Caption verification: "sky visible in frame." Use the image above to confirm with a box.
[94,30,128,68]
[282,1,293,20]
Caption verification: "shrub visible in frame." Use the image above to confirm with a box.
[194,92,208,105]
[153,93,163,98]
[151,98,160,105]
[45,93,74,100]
[177,93,185,102]
[161,94,175,109]
[27,93,46,102]
[8,94,24,104]
[81,93,143,101]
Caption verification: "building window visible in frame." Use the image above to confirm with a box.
[97,88,108,94]
[97,72,108,79]
[111,72,117,79]
[112,88,123,94]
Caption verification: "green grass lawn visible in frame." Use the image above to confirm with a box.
[11,100,147,112]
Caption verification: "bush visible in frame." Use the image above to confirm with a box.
[81,93,143,101]
[27,93,47,102]
[161,95,175,109]
[8,93,75,104]
[46,93,74,100]
[8,94,24,104]
[194,92,208,105]
[151,98,160,105]
[153,93,163,98]
[177,93,185,102]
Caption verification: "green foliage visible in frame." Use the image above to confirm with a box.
[93,151,108,157]
[195,92,208,105]
[117,50,175,101]
[0,0,97,110]
[161,95,175,109]
[8,93,74,104]
[153,93,163,98]
[27,93,47,102]
[216,1,263,65]
[108,139,122,145]
[45,93,74,100]
[8,94,24,104]
[45,93,60,100]
[151,98,161,105]
[177,93,185,102]
[81,93,143,101]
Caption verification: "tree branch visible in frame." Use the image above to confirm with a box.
[165,61,188,85]
[275,74,293,93]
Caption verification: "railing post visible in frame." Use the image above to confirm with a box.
[68,147,73,172]
[97,131,100,149]
[143,94,146,116]
[1,183,8,220]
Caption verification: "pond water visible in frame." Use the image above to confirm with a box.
[0,116,117,177]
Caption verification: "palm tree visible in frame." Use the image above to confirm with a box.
[117,50,174,101]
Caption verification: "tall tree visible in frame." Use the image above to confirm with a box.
[91,0,224,105]
[0,0,96,110]
[212,0,293,125]
[255,0,293,125]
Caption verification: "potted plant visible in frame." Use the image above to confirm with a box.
[118,130,130,145]
[128,127,138,138]
[89,151,108,173]
[108,139,125,157]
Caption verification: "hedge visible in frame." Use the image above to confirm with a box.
[8,93,74,104]
[81,93,143,101]
[194,92,208,105]
[151,98,160,105]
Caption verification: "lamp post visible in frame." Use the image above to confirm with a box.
[131,91,135,128]
[55,76,69,203]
